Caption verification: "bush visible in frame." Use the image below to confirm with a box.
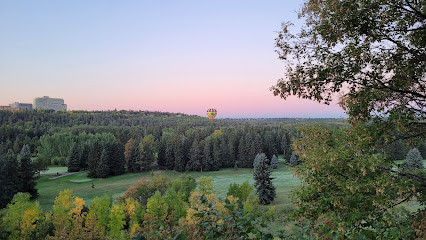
[226,180,254,202]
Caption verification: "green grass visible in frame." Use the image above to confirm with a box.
[36,157,300,210]
[40,166,68,175]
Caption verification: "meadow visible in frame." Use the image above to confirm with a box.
[36,156,301,210]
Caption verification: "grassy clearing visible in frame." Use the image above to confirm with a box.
[36,157,300,210]
[40,166,68,175]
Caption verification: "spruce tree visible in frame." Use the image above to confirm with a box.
[140,135,155,172]
[237,136,246,168]
[174,139,185,172]
[97,147,110,178]
[203,138,214,171]
[253,153,275,205]
[188,139,201,171]
[289,153,299,167]
[88,141,102,177]
[271,154,278,169]
[68,144,81,172]
[403,148,424,171]
[80,141,91,170]
[281,135,288,158]
[1,150,20,208]
[127,139,140,173]
[18,145,38,198]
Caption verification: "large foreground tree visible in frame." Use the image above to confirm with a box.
[272,0,425,238]
[272,0,425,142]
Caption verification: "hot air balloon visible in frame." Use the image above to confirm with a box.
[207,108,217,121]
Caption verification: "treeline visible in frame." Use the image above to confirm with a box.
[0,110,343,156]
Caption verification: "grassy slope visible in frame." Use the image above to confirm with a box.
[36,157,300,210]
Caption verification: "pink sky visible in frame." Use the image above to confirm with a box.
[0,0,346,118]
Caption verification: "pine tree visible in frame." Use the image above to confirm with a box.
[80,141,91,170]
[97,147,110,178]
[237,136,246,168]
[68,144,81,172]
[1,150,20,208]
[281,135,288,158]
[418,141,426,160]
[165,138,175,170]
[403,148,424,171]
[18,145,38,198]
[253,153,275,205]
[109,141,125,176]
[271,154,278,169]
[203,138,214,171]
[88,141,102,177]
[157,139,166,167]
[219,137,230,168]
[127,139,140,173]
[174,138,185,172]
[188,139,201,171]
[289,153,299,167]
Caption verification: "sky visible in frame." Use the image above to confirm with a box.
[0,0,346,118]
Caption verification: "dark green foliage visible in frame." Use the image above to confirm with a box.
[18,145,38,198]
[127,139,140,173]
[226,180,254,202]
[68,144,81,172]
[0,150,20,208]
[253,153,275,205]
[88,141,102,177]
[270,154,278,169]
[289,153,299,167]
[109,141,125,175]
[403,148,424,171]
[174,138,185,172]
[264,131,277,160]
[169,175,197,201]
[188,139,201,171]
[418,141,426,160]
[97,147,110,178]
[80,141,91,169]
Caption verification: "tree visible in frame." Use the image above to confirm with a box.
[270,154,278,169]
[227,180,254,202]
[403,148,424,171]
[88,141,102,177]
[127,139,140,173]
[18,145,38,198]
[80,141,91,170]
[1,150,20,208]
[272,0,425,144]
[188,139,202,171]
[291,126,420,239]
[253,153,275,205]
[173,137,185,172]
[289,153,299,167]
[97,147,110,178]
[68,144,81,172]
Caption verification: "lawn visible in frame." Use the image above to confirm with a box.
[36,157,300,210]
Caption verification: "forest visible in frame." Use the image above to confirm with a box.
[1,0,425,239]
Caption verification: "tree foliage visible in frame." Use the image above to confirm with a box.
[253,153,275,205]
[272,0,425,143]
[404,148,424,171]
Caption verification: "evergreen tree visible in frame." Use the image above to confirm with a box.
[212,141,221,171]
[127,139,140,173]
[203,138,214,171]
[219,137,230,168]
[253,153,275,205]
[1,150,20,208]
[68,144,81,172]
[80,141,91,170]
[165,138,175,170]
[281,134,288,158]
[403,148,424,171]
[110,141,125,176]
[270,154,278,169]
[188,139,201,171]
[289,153,299,167]
[264,131,277,161]
[97,147,110,178]
[88,141,102,177]
[237,136,246,168]
[124,138,134,166]
[157,139,166,167]
[418,141,426,160]
[18,145,38,198]
[174,138,185,172]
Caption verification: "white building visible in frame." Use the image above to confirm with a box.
[33,96,67,111]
